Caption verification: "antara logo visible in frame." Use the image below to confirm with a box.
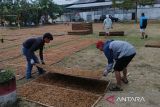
[116,97,145,102]
[106,95,115,104]
[106,95,145,104]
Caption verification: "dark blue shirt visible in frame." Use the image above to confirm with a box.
[103,40,114,71]
[23,37,44,60]
[103,40,114,64]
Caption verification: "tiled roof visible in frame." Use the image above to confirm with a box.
[74,0,111,4]
[67,1,112,8]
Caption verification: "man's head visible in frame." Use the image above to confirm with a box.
[141,13,145,16]
[43,33,53,43]
[96,40,104,51]
[106,15,109,18]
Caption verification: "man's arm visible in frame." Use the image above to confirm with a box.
[39,46,44,64]
[106,50,114,72]
[103,49,114,76]
[104,48,114,72]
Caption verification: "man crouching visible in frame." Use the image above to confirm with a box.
[96,40,136,91]
[22,33,53,79]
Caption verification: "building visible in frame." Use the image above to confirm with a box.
[56,0,160,22]
[137,0,160,19]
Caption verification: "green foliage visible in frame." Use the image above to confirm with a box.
[112,0,155,9]
[138,0,155,6]
[0,69,15,83]
[0,0,64,26]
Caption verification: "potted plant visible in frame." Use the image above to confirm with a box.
[0,69,17,107]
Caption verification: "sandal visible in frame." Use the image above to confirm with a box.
[145,35,148,38]
[121,78,129,84]
[109,85,123,91]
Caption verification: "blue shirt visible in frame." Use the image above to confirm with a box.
[140,16,147,28]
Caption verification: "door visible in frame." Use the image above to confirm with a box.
[87,15,92,22]
[132,13,135,20]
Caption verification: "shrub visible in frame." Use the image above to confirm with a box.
[0,69,15,83]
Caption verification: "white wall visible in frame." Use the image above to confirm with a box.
[60,4,160,22]
[78,7,160,21]
[115,13,132,20]
[137,7,160,19]
[79,11,95,21]
[54,15,70,22]
[78,11,132,21]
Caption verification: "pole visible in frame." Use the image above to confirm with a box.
[135,1,138,23]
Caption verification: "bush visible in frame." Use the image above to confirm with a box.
[0,69,15,83]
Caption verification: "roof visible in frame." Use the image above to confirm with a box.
[67,1,112,9]
[74,0,111,4]
[54,0,78,5]
[156,0,160,3]
[74,0,97,4]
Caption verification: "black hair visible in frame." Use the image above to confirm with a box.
[43,33,53,40]
[141,13,145,16]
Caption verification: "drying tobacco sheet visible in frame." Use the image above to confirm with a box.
[33,73,108,94]
[18,82,102,107]
[36,64,103,80]
[145,40,160,48]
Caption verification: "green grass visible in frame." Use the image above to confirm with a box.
[79,33,160,48]
[54,23,160,70]
[81,34,145,47]
[106,36,145,47]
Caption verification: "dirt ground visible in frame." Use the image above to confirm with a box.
[55,44,160,107]
[1,22,160,107]
[55,23,160,107]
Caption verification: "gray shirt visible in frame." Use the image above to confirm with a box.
[104,40,136,71]
[109,40,136,59]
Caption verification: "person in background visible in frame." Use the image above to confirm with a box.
[103,15,113,36]
[96,40,136,91]
[140,13,148,39]
[22,33,53,79]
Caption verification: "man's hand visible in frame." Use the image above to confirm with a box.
[103,69,113,76]
[103,69,108,77]
[30,59,35,65]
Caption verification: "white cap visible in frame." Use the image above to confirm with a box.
[106,15,109,18]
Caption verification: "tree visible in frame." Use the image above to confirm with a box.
[112,0,155,22]
[0,0,64,26]
[36,0,64,24]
